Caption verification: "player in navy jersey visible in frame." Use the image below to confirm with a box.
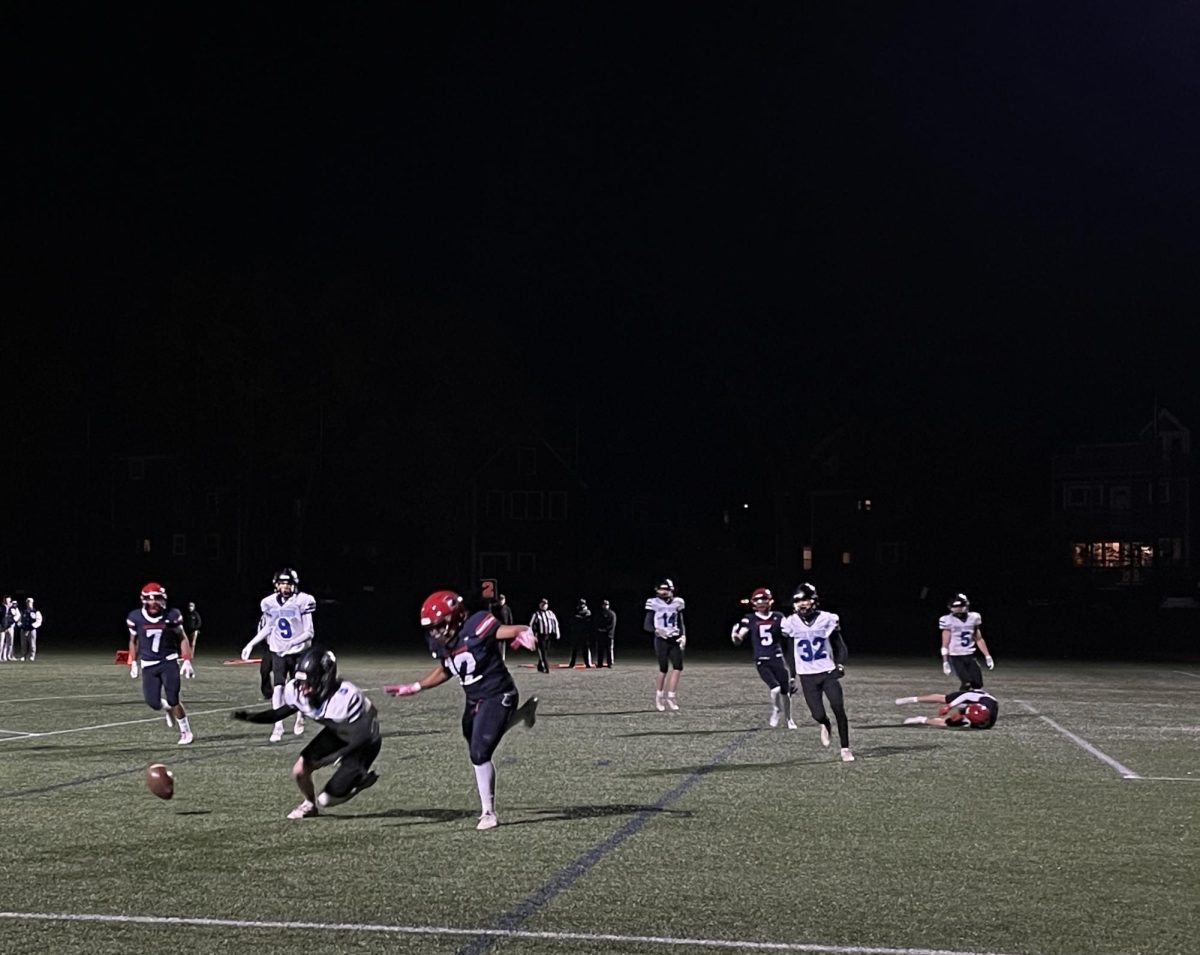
[127,582,195,745]
[385,590,539,830]
[895,688,999,729]
[644,578,687,711]
[731,588,796,729]
[233,648,382,818]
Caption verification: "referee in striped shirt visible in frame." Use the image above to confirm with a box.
[530,598,559,673]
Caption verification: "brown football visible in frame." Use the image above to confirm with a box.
[146,763,174,800]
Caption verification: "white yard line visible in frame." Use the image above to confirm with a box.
[1172,670,1200,679]
[0,702,250,743]
[1014,700,1142,779]
[1126,776,1200,783]
[0,911,1033,955]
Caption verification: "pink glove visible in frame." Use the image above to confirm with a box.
[512,628,538,652]
[385,682,422,697]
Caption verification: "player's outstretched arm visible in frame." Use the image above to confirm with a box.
[232,704,297,724]
[241,626,270,661]
[496,624,536,648]
[384,662,450,697]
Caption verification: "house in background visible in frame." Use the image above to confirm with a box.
[1051,408,1193,589]
[452,434,590,599]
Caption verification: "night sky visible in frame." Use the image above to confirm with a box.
[8,4,1200,618]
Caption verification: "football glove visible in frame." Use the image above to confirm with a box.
[942,659,952,676]
[985,655,994,670]
[129,661,139,679]
[832,663,845,679]
[240,642,256,661]
[731,624,746,644]
[512,628,538,652]
[677,633,686,649]
[231,709,249,721]
[384,682,422,697]
[180,659,195,679]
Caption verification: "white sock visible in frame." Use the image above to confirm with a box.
[904,716,928,725]
[474,761,496,813]
[272,683,284,708]
[656,690,664,701]
[178,716,191,734]
[667,692,677,701]
[896,696,918,705]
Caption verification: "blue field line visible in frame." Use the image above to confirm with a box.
[456,728,758,955]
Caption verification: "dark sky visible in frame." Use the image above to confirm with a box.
[9,2,1200,509]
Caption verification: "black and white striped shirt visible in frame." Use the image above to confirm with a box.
[530,608,559,637]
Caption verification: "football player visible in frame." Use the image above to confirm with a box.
[384,590,539,831]
[939,593,994,692]
[644,578,687,711]
[127,582,195,745]
[241,568,316,742]
[895,688,999,729]
[781,583,855,762]
[233,648,381,818]
[731,588,796,729]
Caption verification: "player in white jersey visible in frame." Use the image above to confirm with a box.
[644,578,687,711]
[233,648,381,818]
[780,583,854,762]
[895,688,999,730]
[241,568,317,741]
[938,593,994,692]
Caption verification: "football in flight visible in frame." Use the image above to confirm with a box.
[146,763,175,800]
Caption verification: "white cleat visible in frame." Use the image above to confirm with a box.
[895,696,918,705]
[665,696,679,711]
[840,748,855,762]
[768,710,781,728]
[294,715,305,736]
[269,723,285,743]
[287,800,318,819]
[655,696,666,712]
[476,810,499,831]
[820,724,831,747]
[178,731,194,745]
[786,719,797,730]
[904,716,928,725]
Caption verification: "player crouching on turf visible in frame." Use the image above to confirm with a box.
[128,582,195,745]
[233,648,381,819]
[384,589,539,831]
[895,688,999,729]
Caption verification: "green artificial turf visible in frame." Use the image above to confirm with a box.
[0,653,1196,955]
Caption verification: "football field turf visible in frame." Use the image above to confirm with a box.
[1,653,1196,955]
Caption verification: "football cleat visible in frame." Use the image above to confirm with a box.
[786,719,798,730]
[177,731,193,745]
[665,695,679,711]
[904,716,928,725]
[294,714,306,735]
[287,800,319,819]
[520,697,538,729]
[655,694,666,712]
[476,810,499,830]
[269,723,284,743]
[840,748,855,762]
[769,710,781,728]
[820,724,831,747]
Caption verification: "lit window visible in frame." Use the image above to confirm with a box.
[842,551,852,565]
[802,546,812,571]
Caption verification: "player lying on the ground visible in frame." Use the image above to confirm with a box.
[233,647,381,818]
[894,688,999,729]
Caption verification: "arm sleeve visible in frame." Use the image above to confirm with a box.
[644,611,656,634]
[675,610,686,636]
[830,627,848,665]
[239,704,298,724]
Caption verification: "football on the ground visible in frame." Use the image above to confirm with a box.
[146,763,174,800]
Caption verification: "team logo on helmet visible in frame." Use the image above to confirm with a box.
[948,593,970,610]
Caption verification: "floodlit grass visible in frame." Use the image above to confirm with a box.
[1,653,1197,955]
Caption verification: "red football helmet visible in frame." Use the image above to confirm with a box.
[141,582,167,609]
[420,589,468,646]
[750,587,774,609]
[965,703,991,727]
